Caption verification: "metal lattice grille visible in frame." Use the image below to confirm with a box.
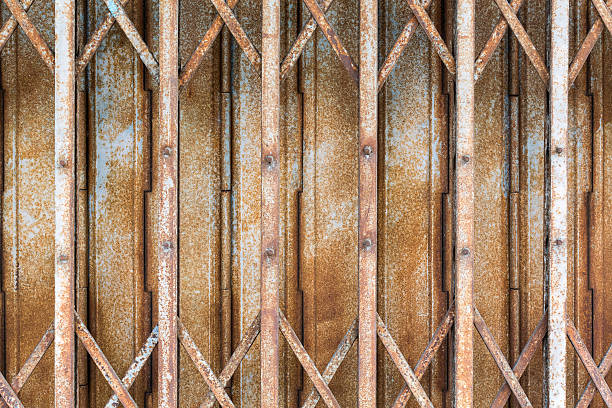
[0,0,608,405]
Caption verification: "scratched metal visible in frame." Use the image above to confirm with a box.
[0,0,611,406]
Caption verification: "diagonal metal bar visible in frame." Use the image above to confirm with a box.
[76,0,131,75]
[392,304,455,408]
[576,342,612,408]
[279,310,341,408]
[377,0,432,91]
[569,0,612,84]
[473,308,532,408]
[301,0,359,82]
[491,312,547,408]
[179,0,239,89]
[592,0,612,35]
[302,317,358,408]
[0,374,23,408]
[280,0,335,80]
[3,322,55,402]
[199,313,261,408]
[99,0,159,80]
[74,311,137,408]
[377,314,434,408]
[566,317,612,406]
[405,0,455,74]
[492,0,548,83]
[0,0,34,54]
[178,319,236,408]
[474,0,523,81]
[2,0,54,72]
[104,326,159,408]
[208,0,261,70]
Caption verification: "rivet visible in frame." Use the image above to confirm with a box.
[554,239,563,246]
[555,146,563,154]
[58,254,69,263]
[162,147,172,157]
[264,155,274,166]
[59,159,68,168]
[362,238,373,250]
[162,241,173,252]
[265,247,275,257]
[363,145,373,158]
[461,155,470,164]
[460,247,470,256]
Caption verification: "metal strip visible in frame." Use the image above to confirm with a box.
[377,315,434,408]
[54,0,76,401]
[358,0,377,402]
[158,0,179,401]
[454,0,475,405]
[278,311,340,408]
[260,0,280,402]
[548,0,569,406]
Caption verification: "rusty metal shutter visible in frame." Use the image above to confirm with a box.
[0,0,610,406]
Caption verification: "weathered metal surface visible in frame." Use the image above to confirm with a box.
[0,0,610,406]
[358,0,377,405]
[158,0,179,401]
[455,1,474,408]
[54,0,76,402]
[549,0,569,406]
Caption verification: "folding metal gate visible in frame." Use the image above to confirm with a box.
[0,0,609,405]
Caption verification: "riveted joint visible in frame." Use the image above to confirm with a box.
[264,247,275,258]
[263,154,275,168]
[162,241,173,252]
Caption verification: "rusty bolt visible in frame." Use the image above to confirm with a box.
[265,247,275,258]
[363,145,373,158]
[264,155,275,166]
[162,241,173,252]
[362,238,373,250]
[58,254,69,263]
[460,247,470,256]
[162,147,172,157]
[461,155,470,164]
[554,239,563,246]
[59,159,68,168]
[555,146,564,154]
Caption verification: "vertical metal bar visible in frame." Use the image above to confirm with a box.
[454,0,474,406]
[358,0,377,403]
[54,0,76,402]
[260,0,280,403]
[548,0,569,406]
[158,0,179,402]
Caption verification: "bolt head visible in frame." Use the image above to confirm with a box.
[264,155,274,166]
[162,147,172,157]
[554,239,563,246]
[461,155,470,164]
[555,146,564,154]
[59,159,68,168]
[162,241,173,252]
[363,145,373,157]
[460,247,470,256]
[362,238,373,250]
[265,247,275,257]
